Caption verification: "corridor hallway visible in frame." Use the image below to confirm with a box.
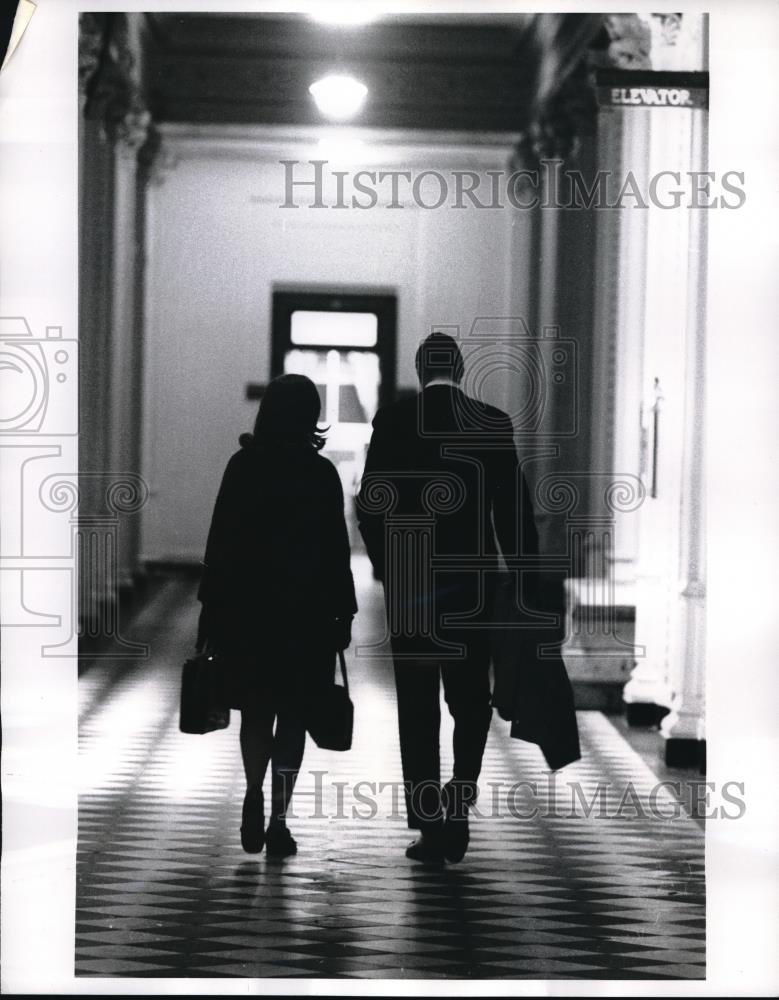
[76,558,705,981]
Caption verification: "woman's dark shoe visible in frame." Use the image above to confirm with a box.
[240,786,265,854]
[265,822,297,858]
[405,832,445,865]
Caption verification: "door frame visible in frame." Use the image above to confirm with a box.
[270,290,397,408]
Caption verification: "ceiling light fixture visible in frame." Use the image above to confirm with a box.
[309,75,368,121]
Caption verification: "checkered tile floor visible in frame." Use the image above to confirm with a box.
[77,561,704,979]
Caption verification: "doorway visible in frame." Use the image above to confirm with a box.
[271,291,397,548]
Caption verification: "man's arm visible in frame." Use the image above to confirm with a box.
[356,407,394,581]
[324,460,358,620]
[491,414,540,600]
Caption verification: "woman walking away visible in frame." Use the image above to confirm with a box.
[197,374,357,857]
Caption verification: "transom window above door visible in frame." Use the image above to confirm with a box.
[290,310,378,348]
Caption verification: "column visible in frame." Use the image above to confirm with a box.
[110,112,151,590]
[659,108,707,766]
[623,103,694,723]
[79,13,151,605]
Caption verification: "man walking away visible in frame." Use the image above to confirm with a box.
[357,332,538,864]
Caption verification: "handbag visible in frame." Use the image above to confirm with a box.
[306,649,353,752]
[179,649,231,734]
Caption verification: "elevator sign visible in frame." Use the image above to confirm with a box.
[596,71,709,110]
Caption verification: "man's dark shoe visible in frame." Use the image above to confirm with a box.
[405,833,445,864]
[240,786,265,854]
[265,822,298,858]
[443,780,473,863]
[443,813,470,863]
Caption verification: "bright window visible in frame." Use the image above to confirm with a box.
[290,310,378,348]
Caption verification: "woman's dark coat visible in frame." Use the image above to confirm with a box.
[197,435,357,702]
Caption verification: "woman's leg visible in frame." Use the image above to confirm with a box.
[269,712,306,826]
[238,702,276,852]
[239,702,276,790]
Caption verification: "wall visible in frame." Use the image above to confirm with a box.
[140,126,536,562]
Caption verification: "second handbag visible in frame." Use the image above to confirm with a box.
[306,649,353,752]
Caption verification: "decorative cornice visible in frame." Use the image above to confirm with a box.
[79,12,151,155]
[78,13,106,103]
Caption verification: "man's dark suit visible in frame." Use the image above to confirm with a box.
[356,384,539,830]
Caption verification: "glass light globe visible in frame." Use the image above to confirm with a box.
[309,75,369,121]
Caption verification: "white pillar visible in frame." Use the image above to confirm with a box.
[660,108,707,755]
[623,104,696,717]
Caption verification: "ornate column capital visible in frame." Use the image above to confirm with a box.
[115,108,153,160]
[143,134,181,187]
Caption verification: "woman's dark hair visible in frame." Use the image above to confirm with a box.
[250,373,328,451]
